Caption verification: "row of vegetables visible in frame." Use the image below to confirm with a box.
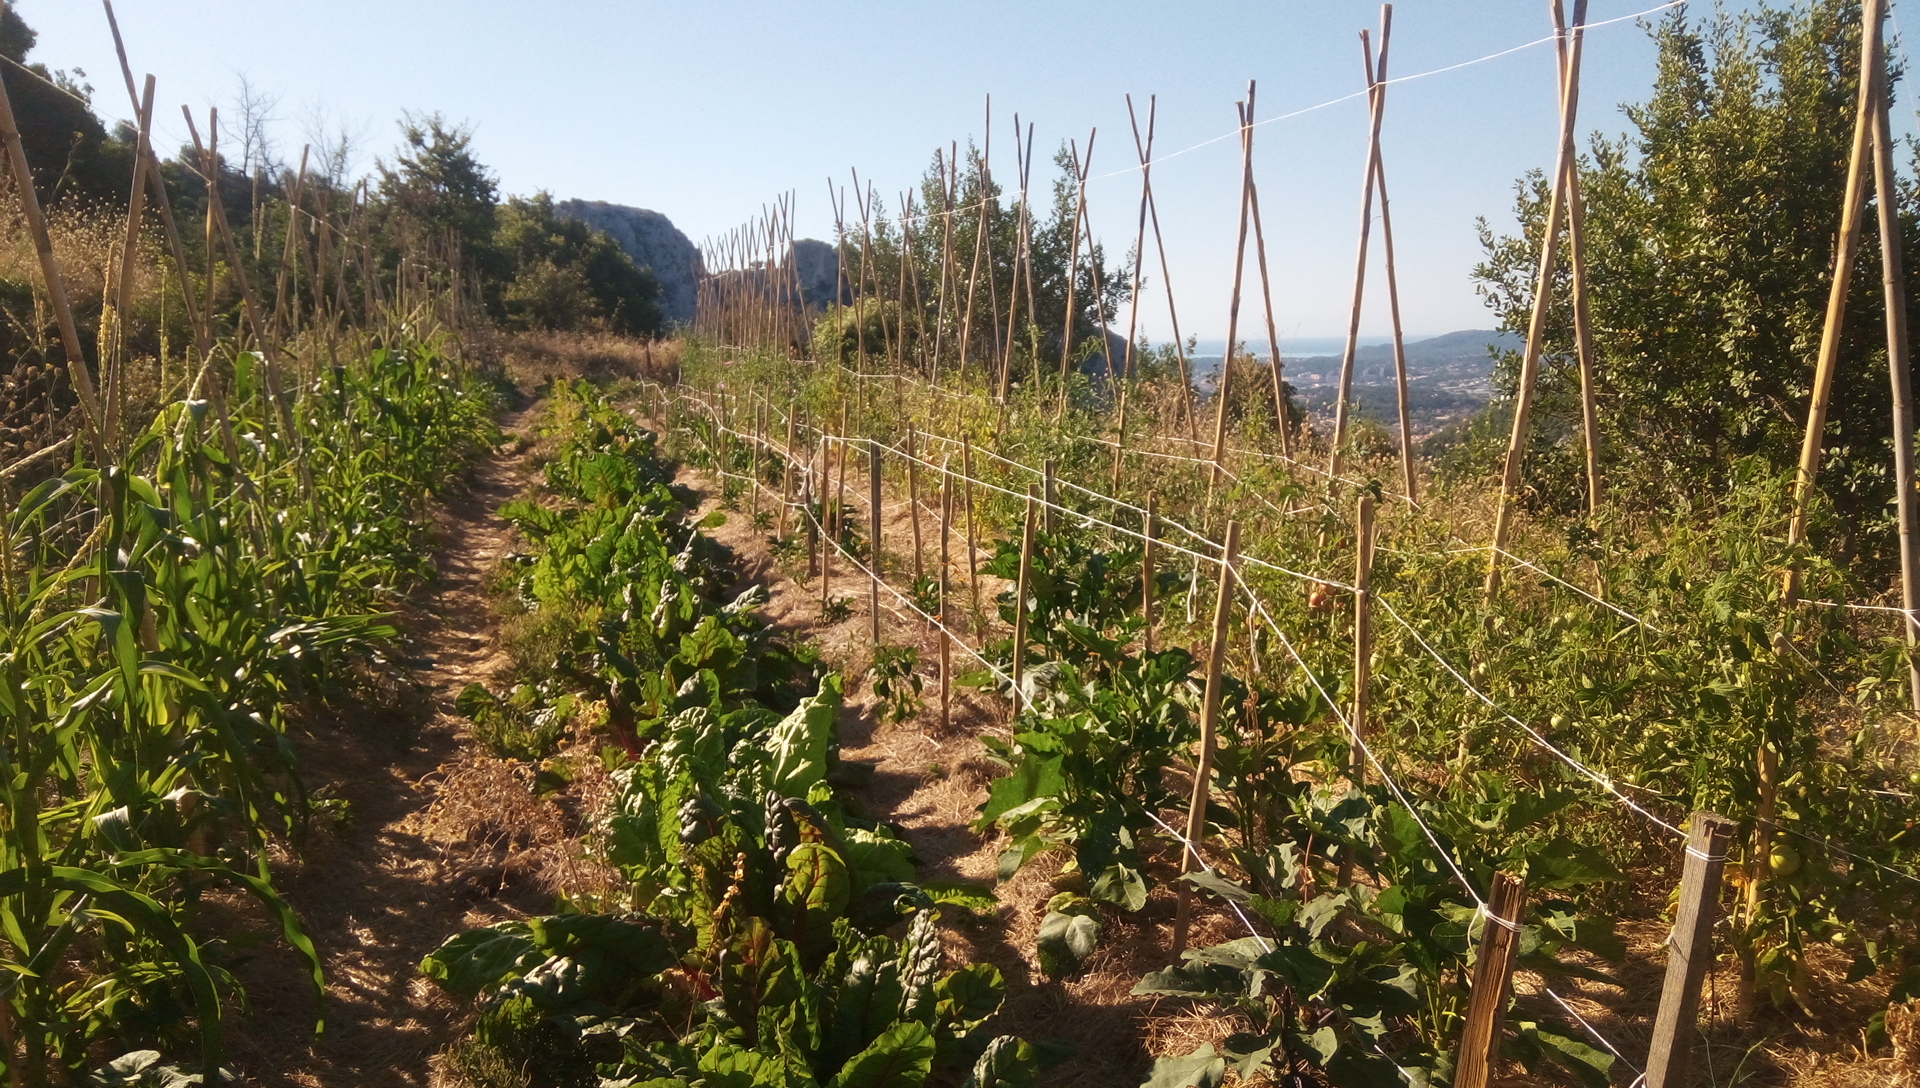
[426,381,1034,1087]
[0,336,498,1082]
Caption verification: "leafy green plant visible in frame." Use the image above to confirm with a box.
[868,645,923,724]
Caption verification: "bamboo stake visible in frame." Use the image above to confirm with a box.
[1351,494,1376,785]
[1173,519,1241,957]
[1484,2,1586,599]
[1752,0,1881,966]
[1011,487,1038,713]
[1644,814,1735,1088]
[960,103,992,386]
[1454,873,1528,1088]
[1208,88,1259,495]
[940,457,954,732]
[1554,0,1603,515]
[1114,95,1157,490]
[1002,119,1036,397]
[1043,458,1057,534]
[1142,493,1158,654]
[933,145,957,383]
[1364,49,1418,506]
[1328,11,1394,482]
[183,108,300,446]
[1137,107,1200,440]
[820,434,834,616]
[0,68,105,439]
[870,439,883,645]
[1869,44,1920,716]
[1054,132,1096,403]
[964,436,983,639]
[106,73,156,447]
[1244,130,1292,463]
[908,425,926,590]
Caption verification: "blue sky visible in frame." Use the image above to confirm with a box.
[19,0,1901,339]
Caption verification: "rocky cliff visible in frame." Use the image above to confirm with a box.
[555,201,704,326]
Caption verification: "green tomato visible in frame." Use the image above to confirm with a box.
[1768,843,1802,877]
[1550,713,1569,730]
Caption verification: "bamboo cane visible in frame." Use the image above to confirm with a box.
[1173,519,1241,956]
[1114,95,1157,490]
[1054,132,1096,403]
[1208,88,1259,497]
[0,67,105,439]
[1328,12,1394,482]
[1484,2,1586,599]
[1869,42,1920,717]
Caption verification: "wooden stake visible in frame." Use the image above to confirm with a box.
[1143,493,1158,654]
[1554,0,1603,516]
[1363,27,1418,506]
[820,434,834,616]
[1868,23,1920,715]
[908,425,926,591]
[1645,814,1736,1088]
[1328,12,1394,482]
[779,404,796,537]
[1054,132,1096,404]
[1011,486,1038,713]
[1114,95,1157,489]
[1454,872,1528,1088]
[1208,88,1259,494]
[940,457,954,732]
[1043,458,1058,534]
[1133,99,1200,440]
[1485,1,1587,599]
[0,66,105,439]
[964,437,984,639]
[870,439,883,644]
[1173,519,1241,957]
[1351,493,1376,785]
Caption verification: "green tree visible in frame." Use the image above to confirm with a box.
[0,5,133,207]
[495,193,664,336]
[1471,0,1913,558]
[375,113,501,267]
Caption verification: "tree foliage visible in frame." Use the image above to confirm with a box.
[1471,0,1914,557]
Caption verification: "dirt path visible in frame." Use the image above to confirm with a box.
[230,407,536,1086]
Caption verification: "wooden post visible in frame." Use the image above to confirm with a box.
[1328,12,1394,482]
[870,439,884,644]
[820,434,834,617]
[1054,131,1096,405]
[1554,0,1602,516]
[1484,0,1587,599]
[964,437,984,640]
[749,399,763,522]
[1010,487,1038,714]
[1351,494,1376,785]
[1142,494,1158,654]
[1454,872,1528,1088]
[1645,814,1736,1088]
[940,458,954,732]
[779,404,797,538]
[1114,94,1157,489]
[1364,44,1418,506]
[1173,520,1241,957]
[0,66,105,439]
[1207,89,1259,495]
[835,405,850,538]
[908,425,926,592]
[1786,0,1882,601]
[1043,458,1058,534]
[1868,34,1920,715]
[1134,99,1200,440]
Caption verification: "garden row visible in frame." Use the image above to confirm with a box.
[425,381,1035,1088]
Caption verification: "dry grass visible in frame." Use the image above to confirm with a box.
[489,328,680,389]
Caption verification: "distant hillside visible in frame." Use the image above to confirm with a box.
[1196,329,1517,437]
[555,201,703,325]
